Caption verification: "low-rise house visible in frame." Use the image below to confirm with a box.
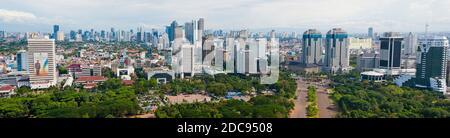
[0,85,16,98]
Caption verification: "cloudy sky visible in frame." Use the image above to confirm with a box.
[0,0,449,33]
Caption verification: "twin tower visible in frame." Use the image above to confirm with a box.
[300,28,350,74]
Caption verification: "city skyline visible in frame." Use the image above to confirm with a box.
[1,0,450,33]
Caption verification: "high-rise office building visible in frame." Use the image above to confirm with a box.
[166,21,179,42]
[52,25,59,39]
[56,31,64,41]
[235,38,246,74]
[368,27,374,38]
[27,38,57,89]
[181,43,195,78]
[324,28,350,73]
[197,18,204,42]
[174,26,184,40]
[184,21,198,44]
[403,32,418,56]
[379,32,403,71]
[301,29,323,66]
[247,39,258,74]
[16,50,28,72]
[69,30,77,40]
[415,36,449,94]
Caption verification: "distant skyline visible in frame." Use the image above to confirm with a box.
[1,0,450,33]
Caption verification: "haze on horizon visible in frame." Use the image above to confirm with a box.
[0,0,449,33]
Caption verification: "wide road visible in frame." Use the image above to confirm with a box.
[289,79,307,118]
[315,80,336,118]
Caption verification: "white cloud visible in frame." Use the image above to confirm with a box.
[0,9,37,23]
[1,0,450,32]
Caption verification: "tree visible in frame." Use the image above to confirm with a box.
[207,83,228,96]
[102,67,115,78]
[57,66,68,75]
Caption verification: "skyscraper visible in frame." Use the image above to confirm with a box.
[184,21,197,44]
[403,32,418,56]
[368,27,374,38]
[16,50,28,72]
[301,29,323,66]
[174,26,184,39]
[415,36,449,94]
[166,21,179,42]
[325,28,350,73]
[379,32,403,71]
[197,18,205,42]
[27,38,57,89]
[52,25,59,39]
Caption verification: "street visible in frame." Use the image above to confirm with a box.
[290,77,336,118]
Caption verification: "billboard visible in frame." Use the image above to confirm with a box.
[33,53,49,76]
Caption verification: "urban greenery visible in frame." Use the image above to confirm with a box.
[306,86,319,118]
[331,72,450,118]
[0,81,141,118]
[155,71,298,118]
[156,95,294,118]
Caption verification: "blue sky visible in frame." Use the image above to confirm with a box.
[1,0,450,33]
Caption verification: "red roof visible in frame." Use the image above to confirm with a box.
[67,64,81,68]
[84,83,97,89]
[122,80,135,86]
[75,76,108,82]
[0,85,15,91]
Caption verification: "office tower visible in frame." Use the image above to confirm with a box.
[174,26,184,39]
[235,38,246,74]
[224,37,236,73]
[356,51,380,71]
[0,30,5,40]
[379,32,403,70]
[202,35,214,65]
[56,31,64,41]
[69,30,76,40]
[214,39,225,71]
[197,18,204,41]
[27,38,57,89]
[181,43,195,78]
[16,50,28,72]
[349,37,372,49]
[256,38,267,59]
[368,27,373,38]
[301,29,323,65]
[247,39,258,74]
[404,32,418,56]
[269,30,276,38]
[136,27,143,43]
[184,21,197,44]
[166,21,178,42]
[324,28,350,73]
[239,30,248,38]
[415,36,449,94]
[52,25,59,39]
[160,33,170,49]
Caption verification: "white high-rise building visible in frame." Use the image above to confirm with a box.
[404,32,418,56]
[247,39,258,74]
[256,38,267,59]
[236,38,246,74]
[225,37,236,73]
[27,38,57,89]
[214,39,225,72]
